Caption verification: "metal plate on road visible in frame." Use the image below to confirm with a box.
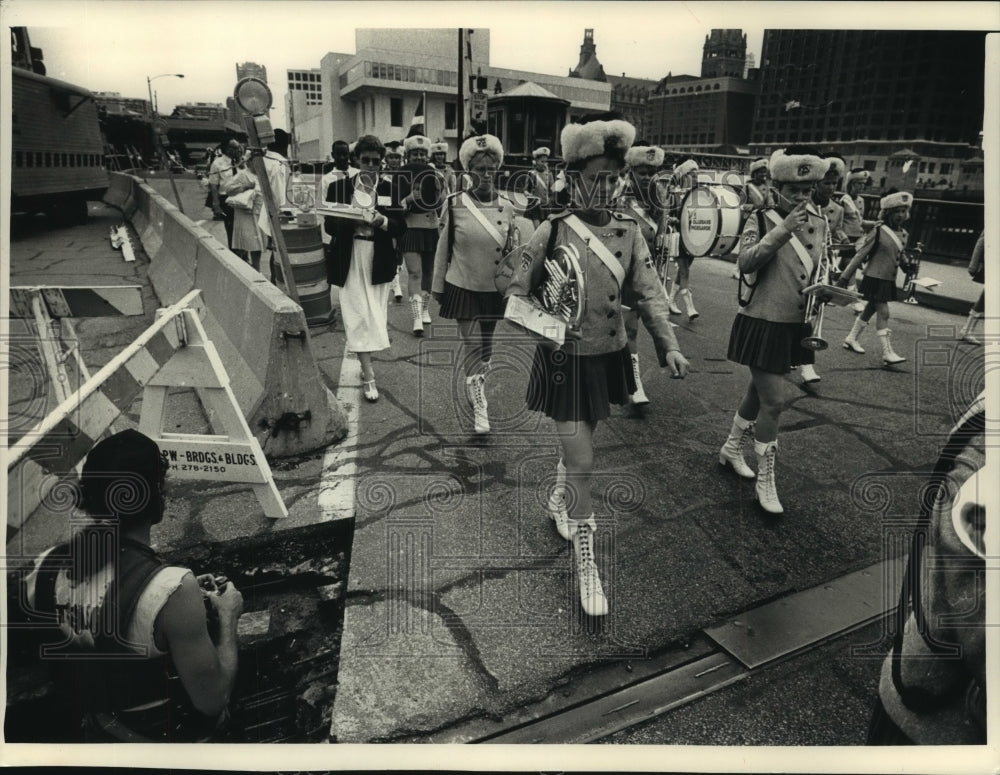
[704,558,902,669]
[424,635,718,744]
[483,651,746,744]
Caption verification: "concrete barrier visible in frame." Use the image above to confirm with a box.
[104,173,347,458]
[101,172,137,217]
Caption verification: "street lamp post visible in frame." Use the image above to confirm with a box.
[146,73,184,117]
[145,73,185,210]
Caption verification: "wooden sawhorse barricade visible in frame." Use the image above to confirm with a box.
[6,289,287,533]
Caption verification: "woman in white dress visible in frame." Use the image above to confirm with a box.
[324,135,406,401]
[219,159,264,271]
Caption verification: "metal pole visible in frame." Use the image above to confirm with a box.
[243,115,299,303]
[457,29,465,145]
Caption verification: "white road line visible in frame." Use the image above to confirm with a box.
[317,342,361,521]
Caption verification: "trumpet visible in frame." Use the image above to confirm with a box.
[901,241,925,304]
[503,218,521,256]
[653,203,680,297]
[801,211,837,351]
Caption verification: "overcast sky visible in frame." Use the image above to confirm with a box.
[6,1,997,123]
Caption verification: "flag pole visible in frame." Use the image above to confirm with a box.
[457,28,465,144]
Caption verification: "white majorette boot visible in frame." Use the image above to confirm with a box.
[629,353,649,405]
[799,363,821,383]
[877,328,906,365]
[466,372,489,434]
[843,316,868,353]
[754,439,784,515]
[677,288,699,320]
[421,291,432,324]
[572,516,609,617]
[547,458,573,540]
[409,295,424,337]
[390,270,403,302]
[958,311,983,345]
[666,291,683,315]
[719,414,756,479]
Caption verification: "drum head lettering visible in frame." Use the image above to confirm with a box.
[679,185,741,257]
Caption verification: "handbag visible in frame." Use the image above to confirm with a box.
[226,188,256,211]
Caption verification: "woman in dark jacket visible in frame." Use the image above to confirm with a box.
[324,134,406,402]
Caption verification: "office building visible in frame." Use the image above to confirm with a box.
[288,29,610,161]
[288,69,323,106]
[749,30,986,190]
[646,73,759,153]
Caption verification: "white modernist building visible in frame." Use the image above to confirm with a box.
[286,28,611,162]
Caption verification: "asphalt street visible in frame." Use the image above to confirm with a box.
[7,176,989,746]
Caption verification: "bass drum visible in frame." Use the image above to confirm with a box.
[678,185,742,257]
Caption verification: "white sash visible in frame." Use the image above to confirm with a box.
[840,193,861,218]
[563,214,626,288]
[762,209,815,279]
[627,199,657,233]
[460,192,505,249]
[880,223,904,252]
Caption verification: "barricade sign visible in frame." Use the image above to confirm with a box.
[6,289,288,533]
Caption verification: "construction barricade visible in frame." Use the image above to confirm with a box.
[6,290,288,545]
[102,172,346,458]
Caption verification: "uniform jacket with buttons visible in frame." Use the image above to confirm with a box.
[614,195,662,307]
[432,191,536,294]
[506,211,680,362]
[737,205,827,324]
[842,223,909,283]
[817,197,848,246]
[839,192,872,239]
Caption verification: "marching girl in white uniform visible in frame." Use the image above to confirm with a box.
[719,147,829,515]
[506,116,691,617]
[432,134,535,434]
[837,190,915,365]
[665,159,700,320]
[614,143,669,409]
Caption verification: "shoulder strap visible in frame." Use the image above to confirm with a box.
[564,214,626,288]
[460,193,505,248]
[761,208,815,278]
[94,539,166,654]
[880,223,904,252]
[890,401,987,713]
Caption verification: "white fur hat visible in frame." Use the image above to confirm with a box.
[430,142,448,156]
[768,148,829,183]
[847,168,871,184]
[404,135,430,153]
[879,191,913,211]
[385,142,403,157]
[459,134,504,170]
[625,145,665,168]
[560,119,636,165]
[673,159,698,179]
[749,158,768,173]
[823,155,847,182]
[532,147,551,158]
